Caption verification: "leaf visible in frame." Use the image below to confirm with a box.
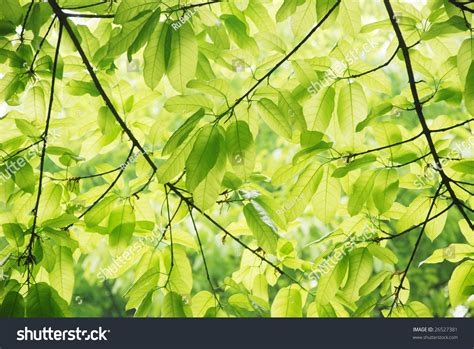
[162,246,193,295]
[143,21,171,90]
[276,0,303,22]
[243,202,279,254]
[286,161,324,221]
[185,125,223,191]
[465,62,474,115]
[225,120,256,180]
[13,161,35,194]
[420,244,474,266]
[367,244,398,264]
[0,0,22,24]
[315,255,348,305]
[457,38,473,85]
[162,292,187,317]
[337,82,367,147]
[193,132,226,211]
[108,203,136,252]
[2,223,24,248]
[191,291,217,317]
[37,183,63,223]
[256,98,292,139]
[108,12,153,57]
[459,220,474,245]
[451,160,474,174]
[372,169,399,214]
[339,0,361,37]
[448,260,474,307]
[304,86,335,132]
[312,165,341,224]
[342,248,373,303]
[270,286,302,317]
[0,291,24,317]
[348,171,377,216]
[126,268,160,310]
[157,130,197,183]
[162,109,204,156]
[49,246,74,304]
[84,195,116,227]
[359,271,392,297]
[26,283,69,317]
[114,0,161,24]
[167,22,198,93]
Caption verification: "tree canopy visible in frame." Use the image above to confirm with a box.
[0,0,473,318]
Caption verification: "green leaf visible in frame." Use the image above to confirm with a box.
[162,109,204,156]
[342,248,373,303]
[108,203,136,253]
[26,283,69,317]
[312,165,341,224]
[457,38,473,85]
[339,0,361,37]
[270,286,302,317]
[448,260,474,307]
[162,292,187,317]
[465,62,474,116]
[451,160,474,174]
[48,246,74,304]
[420,244,474,266]
[286,161,324,221]
[143,21,171,90]
[13,161,35,194]
[243,203,279,254]
[167,22,198,93]
[337,82,367,147]
[162,246,193,295]
[0,0,22,25]
[315,255,348,305]
[2,223,24,248]
[0,291,24,317]
[84,195,116,227]
[38,183,63,223]
[185,125,223,191]
[304,86,335,132]
[157,129,197,183]
[359,271,392,297]
[126,268,160,310]
[348,171,377,216]
[276,0,303,22]
[372,169,399,214]
[257,98,292,139]
[193,131,226,210]
[191,291,217,317]
[108,12,153,57]
[225,120,256,180]
[114,0,161,24]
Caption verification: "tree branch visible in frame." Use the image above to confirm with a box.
[385,0,473,230]
[388,183,444,316]
[19,23,63,286]
[215,0,342,122]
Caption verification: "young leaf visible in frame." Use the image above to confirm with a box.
[167,22,198,93]
[225,120,256,180]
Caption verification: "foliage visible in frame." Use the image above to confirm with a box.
[0,0,473,318]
